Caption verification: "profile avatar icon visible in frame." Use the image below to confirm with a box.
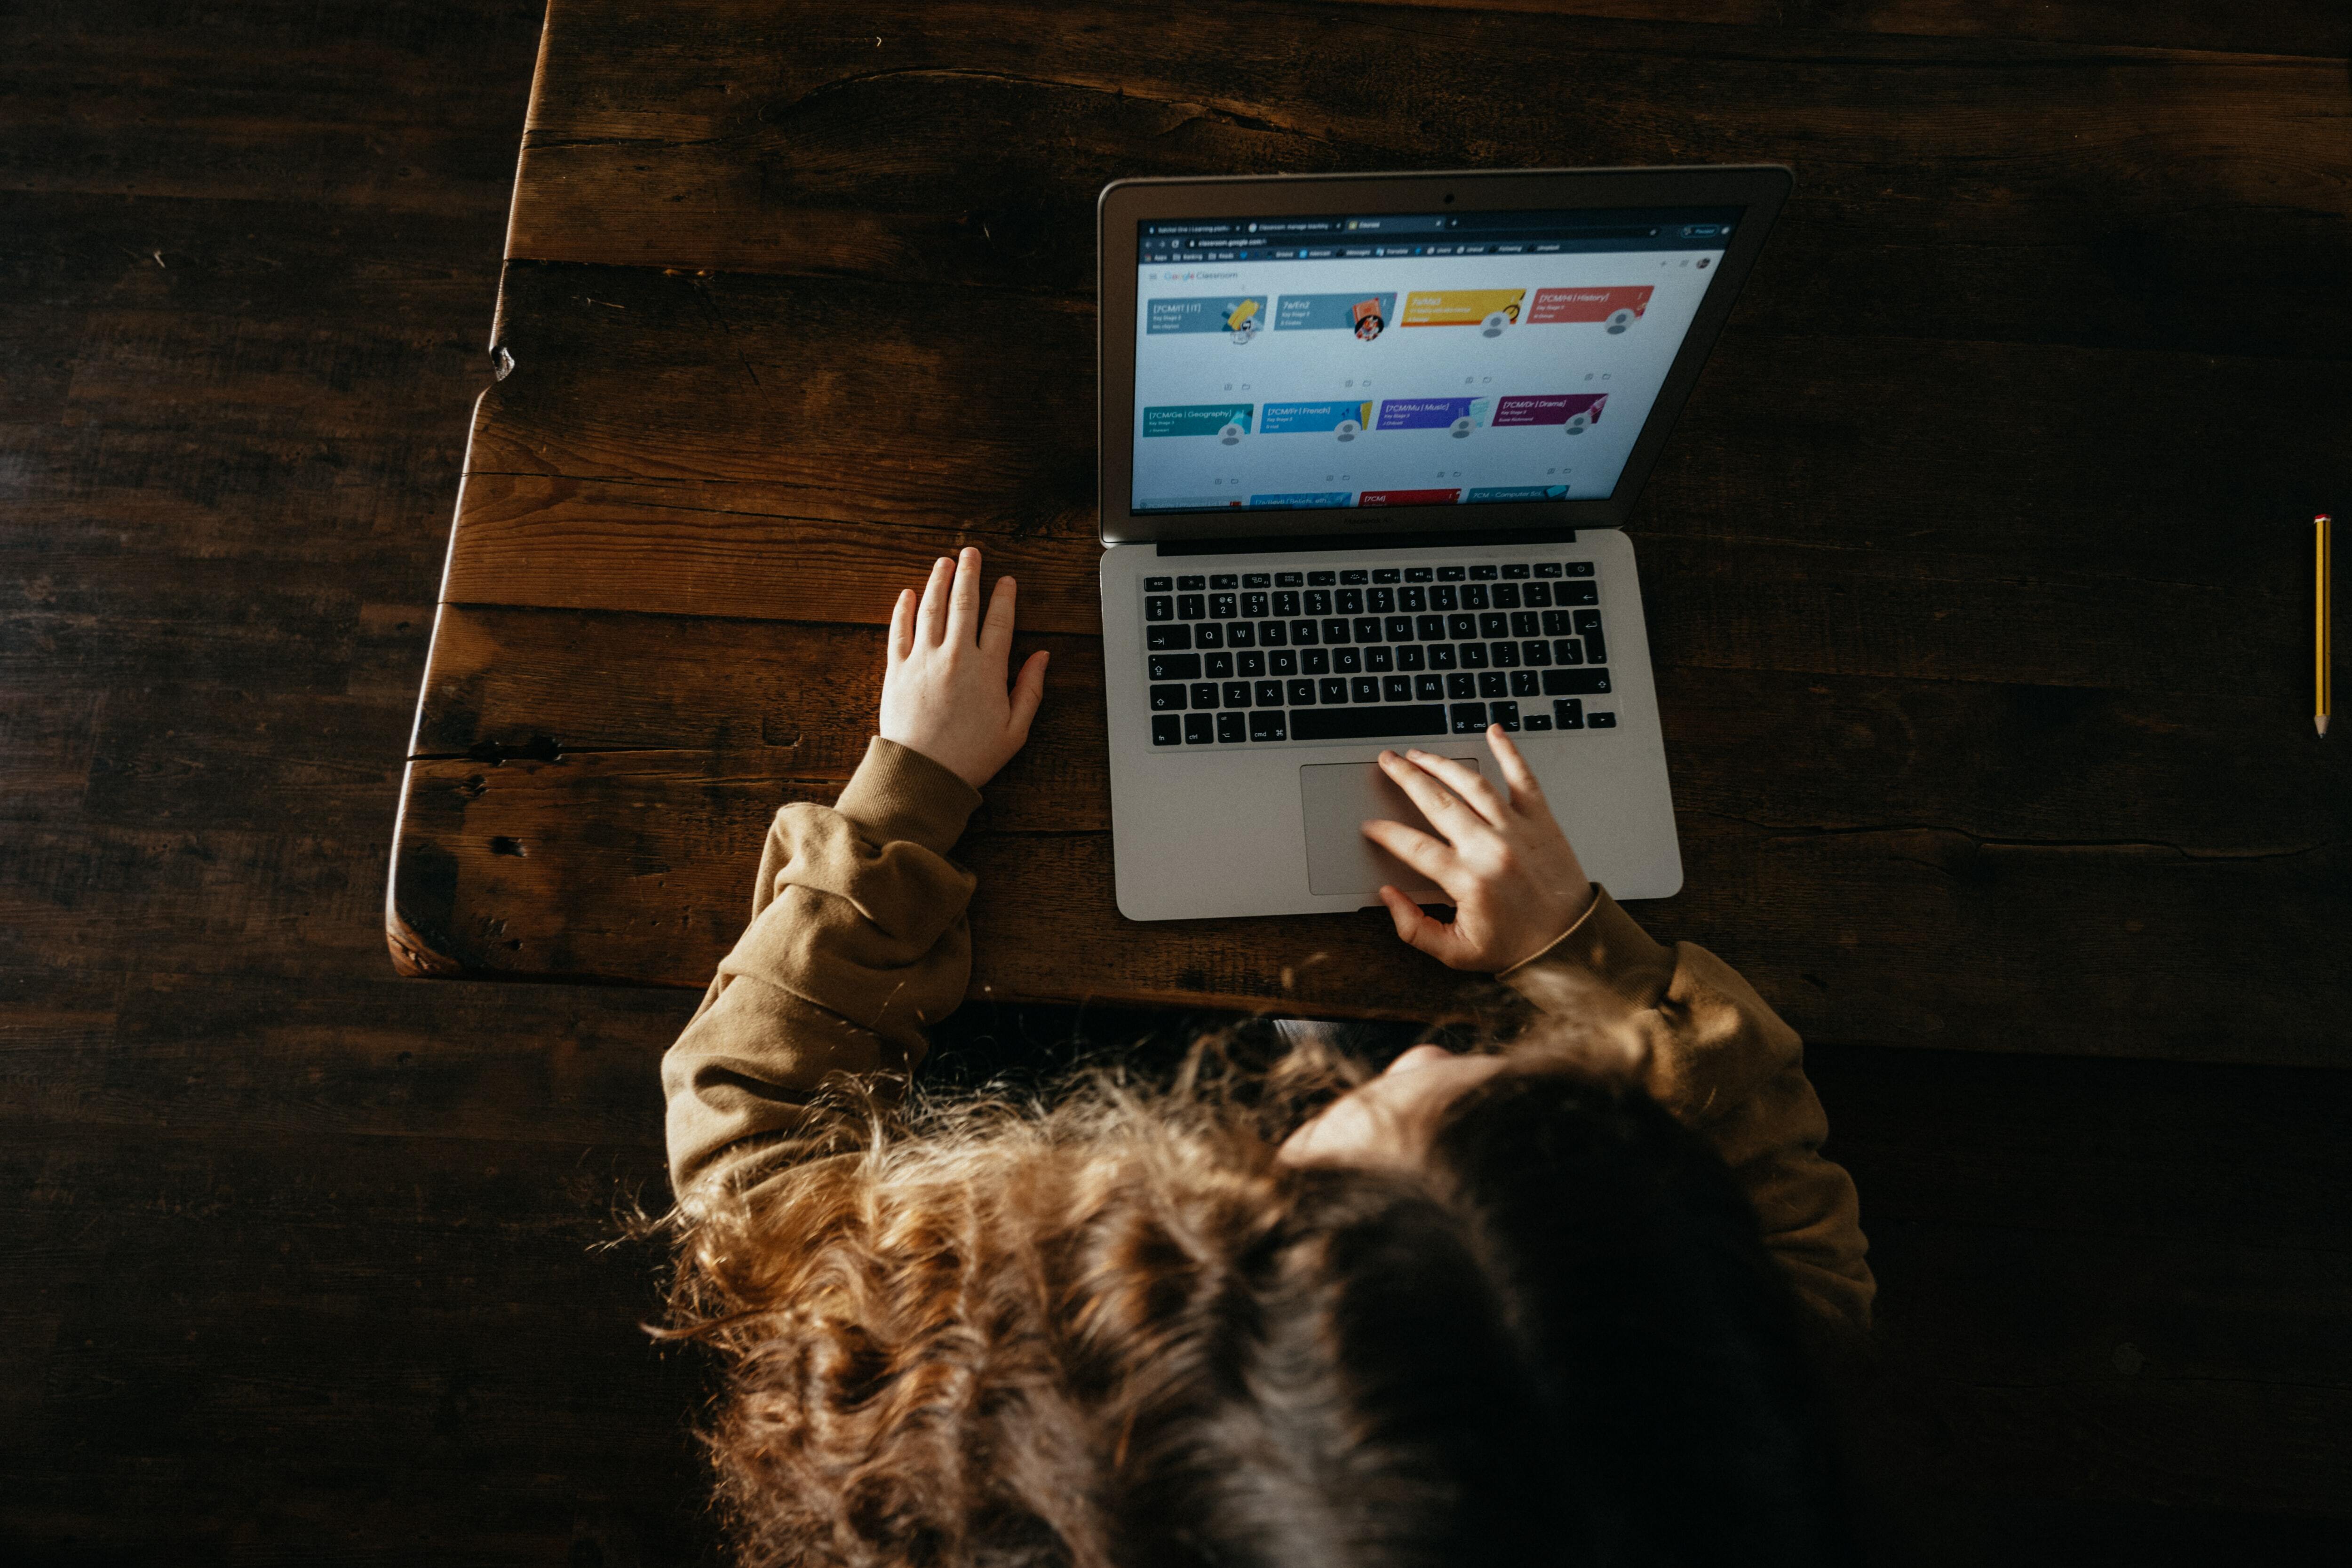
[1351,298,1386,341]
[1479,301,1521,338]
[1450,416,1475,438]
[1605,307,1637,334]
[1335,417,1361,442]
[1564,411,1591,434]
[1225,298,1261,343]
[1218,422,1245,445]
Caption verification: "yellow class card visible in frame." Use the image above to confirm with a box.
[1400,289,1527,327]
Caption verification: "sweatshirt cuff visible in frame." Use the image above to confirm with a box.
[832,736,985,857]
[1498,884,1677,1015]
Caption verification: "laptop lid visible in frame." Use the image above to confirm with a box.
[1098,165,1789,546]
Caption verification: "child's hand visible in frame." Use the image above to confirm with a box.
[1361,728,1596,972]
[879,547,1049,790]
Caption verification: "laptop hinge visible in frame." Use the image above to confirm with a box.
[1156,527,1576,557]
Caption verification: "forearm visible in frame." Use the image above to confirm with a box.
[1502,890,1876,1333]
[661,737,983,1205]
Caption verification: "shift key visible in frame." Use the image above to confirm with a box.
[1148,653,1203,681]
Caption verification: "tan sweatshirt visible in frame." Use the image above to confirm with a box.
[662,737,1875,1334]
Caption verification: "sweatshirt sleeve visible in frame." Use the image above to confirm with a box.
[661,736,983,1206]
[1500,889,1875,1335]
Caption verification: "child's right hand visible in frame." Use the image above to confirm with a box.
[1360,729,1597,973]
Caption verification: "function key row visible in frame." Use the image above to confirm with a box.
[1142,562,1594,594]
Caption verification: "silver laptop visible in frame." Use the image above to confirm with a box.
[1096,166,1789,922]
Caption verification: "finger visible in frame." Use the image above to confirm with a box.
[1377,885,1473,966]
[1376,749,1491,848]
[946,547,983,645]
[1361,816,1461,887]
[1008,648,1049,735]
[1401,747,1510,828]
[888,588,915,663]
[1487,725,1545,812]
[916,556,954,645]
[980,573,1018,658]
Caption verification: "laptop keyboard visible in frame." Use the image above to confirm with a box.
[1139,561,1614,747]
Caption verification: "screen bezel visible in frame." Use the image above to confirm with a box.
[1097,165,1790,546]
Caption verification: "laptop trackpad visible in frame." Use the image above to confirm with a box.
[1299,757,1479,899]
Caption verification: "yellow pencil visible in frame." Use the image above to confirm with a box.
[2320,513,2333,738]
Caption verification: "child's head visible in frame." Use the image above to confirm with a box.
[670,1029,1850,1568]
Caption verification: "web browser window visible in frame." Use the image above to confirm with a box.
[1130,206,1736,514]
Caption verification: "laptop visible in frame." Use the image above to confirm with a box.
[1096,165,1789,922]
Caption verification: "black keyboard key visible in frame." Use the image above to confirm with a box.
[1553,698,1584,729]
[1449,702,1488,732]
[1308,570,1337,586]
[1339,569,1368,585]
[1189,682,1219,709]
[1404,566,1434,582]
[1468,565,1498,581]
[1150,684,1187,711]
[1501,564,1530,580]
[1491,700,1520,731]
[1271,650,1298,676]
[1351,676,1381,703]
[1385,615,1414,642]
[1523,581,1552,607]
[1534,562,1563,578]
[1565,562,1595,577]
[1478,671,1508,698]
[1490,641,1519,668]
[1290,705,1448,741]
[1290,618,1318,645]
[1415,673,1446,701]
[1177,575,1207,591]
[1354,617,1383,643]
[1242,591,1269,618]
[1429,644,1458,670]
[1321,618,1351,644]
[1274,590,1301,616]
[1524,713,1553,731]
[1396,645,1425,671]
[1559,581,1599,606]
[1523,639,1550,666]
[1209,573,1239,590]
[1149,653,1202,681]
[1492,582,1521,609]
[1275,571,1304,587]
[1510,611,1539,638]
[1153,714,1182,745]
[1336,588,1364,614]
[1552,638,1583,665]
[1460,643,1489,669]
[1224,681,1252,708]
[1145,595,1173,622]
[1461,583,1490,610]
[1584,633,1607,665]
[1144,576,1173,592]
[1479,612,1508,638]
[1257,620,1286,646]
[1195,622,1224,649]
[1417,614,1446,640]
[1399,586,1428,613]
[1446,672,1476,699]
[1184,713,1214,744]
[1210,592,1237,619]
[1574,607,1605,653]
[1367,587,1395,613]
[1147,624,1192,651]
[1302,649,1329,674]
[1589,712,1616,728]
[1289,678,1318,705]
[1383,674,1412,702]
[1542,609,1572,636]
[1239,651,1264,677]
[1430,584,1459,612]
[1304,589,1332,615]
[1256,679,1285,707]
[1510,669,1540,697]
[1365,645,1393,672]
[1207,652,1234,678]
[1251,710,1288,742]
[1226,621,1256,647]
[1333,648,1361,674]
[1372,568,1400,583]
[1218,712,1248,743]
[1177,594,1205,620]
[1319,677,1350,704]
[1243,572,1271,589]
[1448,613,1477,640]
[1543,668,1613,695]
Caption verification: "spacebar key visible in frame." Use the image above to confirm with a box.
[1287,705,1448,741]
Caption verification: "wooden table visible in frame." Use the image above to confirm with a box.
[388,0,2350,1061]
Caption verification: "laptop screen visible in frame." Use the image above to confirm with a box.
[1130,206,1738,516]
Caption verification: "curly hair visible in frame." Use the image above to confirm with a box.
[665,1027,1849,1568]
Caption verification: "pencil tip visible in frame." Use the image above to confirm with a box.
[2320,716,2332,737]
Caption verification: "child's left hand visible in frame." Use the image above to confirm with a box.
[879,548,1049,790]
